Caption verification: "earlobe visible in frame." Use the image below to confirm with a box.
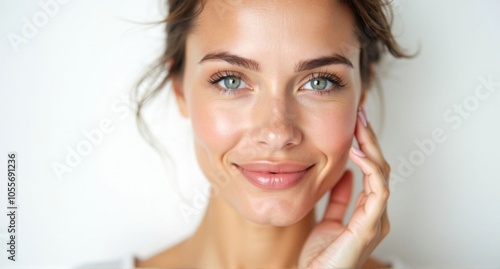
[172,74,189,118]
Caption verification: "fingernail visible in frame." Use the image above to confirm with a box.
[358,107,368,128]
[351,146,366,157]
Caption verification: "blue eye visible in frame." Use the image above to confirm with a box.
[300,72,347,94]
[303,78,333,91]
[208,71,250,95]
[219,76,246,90]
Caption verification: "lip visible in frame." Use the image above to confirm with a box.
[235,161,314,190]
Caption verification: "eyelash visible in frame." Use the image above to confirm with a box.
[207,70,347,96]
[207,70,249,96]
[305,72,347,96]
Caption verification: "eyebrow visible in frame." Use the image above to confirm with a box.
[198,51,353,72]
[199,51,261,72]
[295,54,353,71]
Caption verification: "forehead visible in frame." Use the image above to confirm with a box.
[188,0,360,69]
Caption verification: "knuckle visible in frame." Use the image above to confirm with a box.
[380,187,390,200]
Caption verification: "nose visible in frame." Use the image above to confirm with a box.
[251,98,302,151]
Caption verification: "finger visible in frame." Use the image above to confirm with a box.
[356,108,391,231]
[322,170,353,223]
[355,109,386,194]
[355,108,391,180]
[349,147,389,228]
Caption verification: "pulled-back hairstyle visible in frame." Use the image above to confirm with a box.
[133,0,411,150]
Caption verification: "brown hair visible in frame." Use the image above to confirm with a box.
[133,0,411,149]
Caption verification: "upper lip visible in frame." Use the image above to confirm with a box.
[235,161,314,173]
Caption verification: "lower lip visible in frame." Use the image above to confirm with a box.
[236,166,311,190]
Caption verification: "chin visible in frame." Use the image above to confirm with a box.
[237,195,314,226]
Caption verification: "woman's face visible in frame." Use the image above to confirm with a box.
[174,0,365,226]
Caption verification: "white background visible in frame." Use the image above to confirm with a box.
[1,0,499,268]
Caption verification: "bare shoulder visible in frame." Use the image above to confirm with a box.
[135,239,188,268]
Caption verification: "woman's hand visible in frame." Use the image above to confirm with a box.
[298,108,391,269]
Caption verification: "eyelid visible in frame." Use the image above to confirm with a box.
[207,70,253,96]
[207,70,251,85]
[299,71,347,90]
[207,69,347,96]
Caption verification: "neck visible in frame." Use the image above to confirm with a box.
[184,195,316,269]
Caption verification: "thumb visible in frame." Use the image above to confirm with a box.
[321,170,354,223]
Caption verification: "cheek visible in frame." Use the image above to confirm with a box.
[309,105,357,155]
[190,97,242,161]
[307,103,356,195]
[188,97,241,192]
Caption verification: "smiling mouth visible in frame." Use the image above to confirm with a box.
[234,163,314,190]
